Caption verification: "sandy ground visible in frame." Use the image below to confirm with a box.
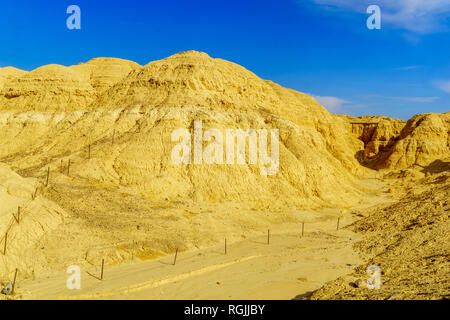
[16,218,362,300]
[13,178,395,300]
[0,176,394,300]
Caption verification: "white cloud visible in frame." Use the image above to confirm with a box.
[309,0,450,33]
[435,80,450,93]
[311,95,350,112]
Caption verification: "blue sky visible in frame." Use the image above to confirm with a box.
[1,0,449,120]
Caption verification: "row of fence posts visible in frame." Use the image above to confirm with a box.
[2,132,122,294]
[6,216,342,282]
[43,138,113,186]
[35,128,118,189]
[3,216,343,292]
[169,217,343,267]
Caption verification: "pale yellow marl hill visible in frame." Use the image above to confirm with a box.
[0,58,141,112]
[0,52,447,207]
[0,51,366,209]
[70,57,141,94]
[0,64,96,112]
[80,50,365,207]
[0,67,28,91]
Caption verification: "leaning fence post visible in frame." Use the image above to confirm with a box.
[100,259,105,280]
[3,233,7,255]
[32,188,38,200]
[11,268,18,295]
[173,248,178,265]
[45,167,50,187]
[15,206,21,224]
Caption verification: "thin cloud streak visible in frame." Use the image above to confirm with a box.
[309,0,450,33]
[394,66,423,71]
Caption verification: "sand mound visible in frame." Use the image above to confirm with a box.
[0,163,65,281]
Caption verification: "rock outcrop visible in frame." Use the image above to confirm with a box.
[378,112,450,170]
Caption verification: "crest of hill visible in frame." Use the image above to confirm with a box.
[0,51,366,208]
[70,57,141,94]
[0,64,96,112]
[9,51,447,208]
[0,58,141,112]
[0,67,28,91]
[78,50,365,207]
[0,67,27,78]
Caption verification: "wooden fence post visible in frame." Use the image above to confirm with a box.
[173,248,178,265]
[45,167,50,187]
[16,206,21,224]
[11,268,18,295]
[3,233,7,255]
[100,259,105,280]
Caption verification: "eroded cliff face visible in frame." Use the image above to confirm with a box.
[379,113,450,170]
[347,113,449,171]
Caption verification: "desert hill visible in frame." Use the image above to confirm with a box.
[0,51,448,299]
[0,51,369,209]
